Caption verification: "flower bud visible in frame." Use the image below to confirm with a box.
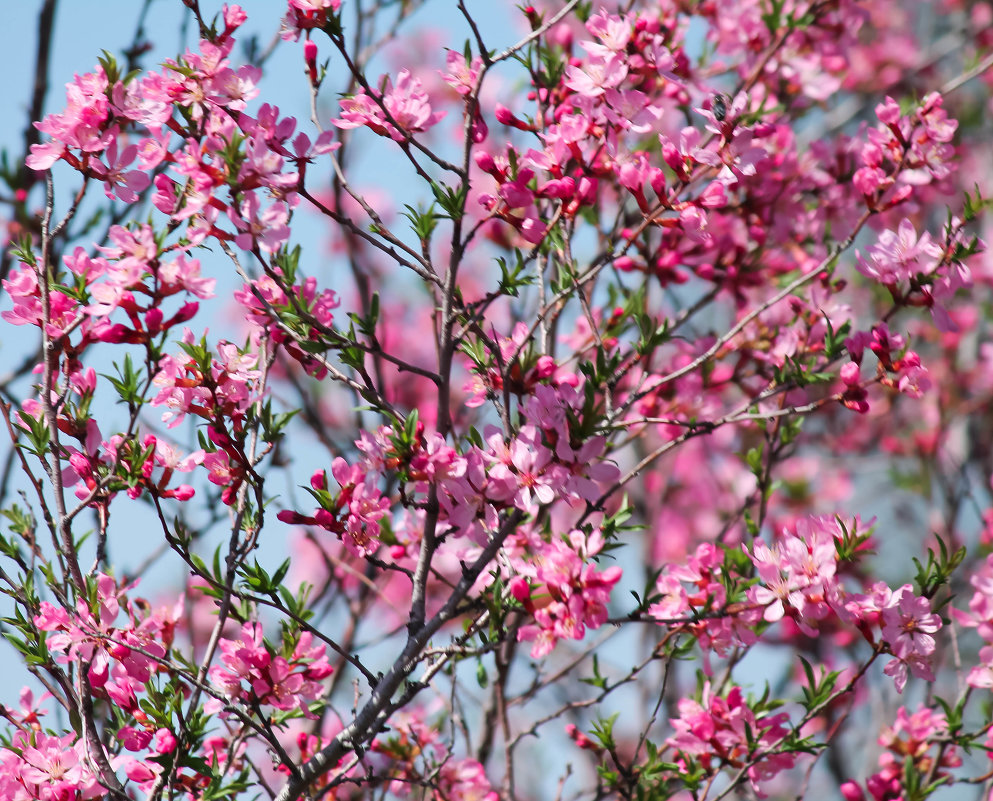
[304,39,318,84]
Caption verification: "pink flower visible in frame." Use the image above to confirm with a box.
[232,192,291,253]
[874,585,940,693]
[438,758,498,801]
[856,219,942,285]
[335,70,444,142]
[158,254,216,298]
[485,427,563,514]
[203,450,235,486]
[667,683,796,792]
[281,0,341,41]
[515,531,622,657]
[564,53,628,98]
[441,50,483,97]
[19,733,99,797]
[26,67,113,170]
[91,138,151,202]
[209,622,331,716]
[882,584,940,659]
[747,516,839,633]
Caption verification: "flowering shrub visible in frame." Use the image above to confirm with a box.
[1,1,993,799]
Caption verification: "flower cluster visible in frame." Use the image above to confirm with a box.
[22,578,191,794]
[752,519,941,693]
[335,69,445,142]
[370,707,499,801]
[34,574,179,712]
[0,729,101,801]
[509,529,622,658]
[667,683,797,794]
[952,554,993,688]
[840,706,961,801]
[648,516,942,693]
[207,623,333,717]
[854,94,958,206]
[648,542,760,662]
[233,270,340,378]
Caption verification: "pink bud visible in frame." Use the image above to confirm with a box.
[534,355,556,379]
[840,362,861,386]
[171,485,195,501]
[875,97,901,126]
[474,150,498,175]
[93,322,133,343]
[124,760,156,784]
[119,726,153,752]
[172,301,199,325]
[649,168,666,196]
[311,469,328,491]
[539,177,575,199]
[839,782,866,801]
[207,426,231,447]
[519,216,547,244]
[314,509,337,528]
[495,104,531,130]
[109,642,131,660]
[509,576,531,605]
[898,350,922,369]
[69,452,92,476]
[565,723,599,751]
[494,104,516,125]
[304,39,318,83]
[145,307,163,335]
[661,141,684,172]
[884,185,915,210]
[471,113,488,144]
[154,728,178,754]
[223,3,248,31]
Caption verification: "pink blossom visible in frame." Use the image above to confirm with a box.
[881,584,940,659]
[564,53,628,98]
[667,683,796,793]
[747,516,839,633]
[441,50,483,97]
[281,0,341,40]
[90,139,151,202]
[26,67,113,170]
[232,193,291,253]
[335,70,444,142]
[856,219,942,285]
